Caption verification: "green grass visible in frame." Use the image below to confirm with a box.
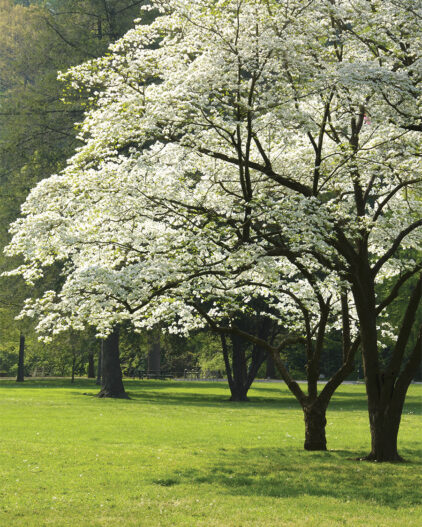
[0,379,421,526]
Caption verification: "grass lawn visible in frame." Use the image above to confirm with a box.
[0,379,420,526]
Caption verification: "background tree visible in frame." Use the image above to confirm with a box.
[0,0,150,384]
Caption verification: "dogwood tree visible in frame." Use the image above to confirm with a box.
[6,0,422,460]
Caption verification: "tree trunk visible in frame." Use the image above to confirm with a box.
[87,352,95,378]
[245,347,267,393]
[221,332,249,401]
[365,404,403,462]
[352,270,419,462]
[229,333,249,401]
[16,333,25,382]
[221,333,235,391]
[148,331,161,375]
[303,403,327,451]
[96,341,103,385]
[229,382,249,402]
[266,354,276,378]
[71,351,76,383]
[96,328,128,398]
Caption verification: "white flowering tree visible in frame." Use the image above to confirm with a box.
[6,0,422,460]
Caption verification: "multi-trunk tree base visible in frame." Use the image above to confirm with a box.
[220,324,268,403]
[229,391,249,402]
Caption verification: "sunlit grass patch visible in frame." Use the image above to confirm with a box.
[0,379,420,526]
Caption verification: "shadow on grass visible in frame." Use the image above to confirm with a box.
[0,378,95,389]
[2,378,421,413]
[126,381,422,414]
[159,447,422,508]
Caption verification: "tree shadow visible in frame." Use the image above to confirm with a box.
[124,381,421,414]
[2,378,420,413]
[159,447,422,508]
[0,378,82,389]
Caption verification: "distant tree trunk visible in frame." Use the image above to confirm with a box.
[221,332,248,401]
[87,352,95,378]
[97,16,102,39]
[96,327,128,398]
[96,341,103,385]
[230,333,248,401]
[220,318,269,402]
[16,333,25,382]
[71,351,76,383]
[148,331,161,375]
[266,355,276,378]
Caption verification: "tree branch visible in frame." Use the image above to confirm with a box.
[372,220,422,276]
[376,263,422,315]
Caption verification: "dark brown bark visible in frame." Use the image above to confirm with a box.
[365,326,422,462]
[366,404,403,462]
[220,317,268,402]
[96,328,128,398]
[230,332,248,401]
[96,341,103,386]
[87,352,95,378]
[353,270,422,461]
[303,402,327,451]
[221,333,235,393]
[147,330,161,375]
[16,333,25,382]
[265,354,276,378]
[71,352,76,383]
[245,346,267,392]
[229,386,249,402]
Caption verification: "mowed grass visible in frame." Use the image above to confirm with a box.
[0,379,421,527]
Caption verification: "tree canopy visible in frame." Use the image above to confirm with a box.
[4,0,422,460]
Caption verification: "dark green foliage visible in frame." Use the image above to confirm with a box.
[0,0,149,371]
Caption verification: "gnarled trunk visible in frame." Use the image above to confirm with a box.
[71,351,76,383]
[303,403,327,451]
[96,328,128,399]
[221,333,248,401]
[221,332,258,402]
